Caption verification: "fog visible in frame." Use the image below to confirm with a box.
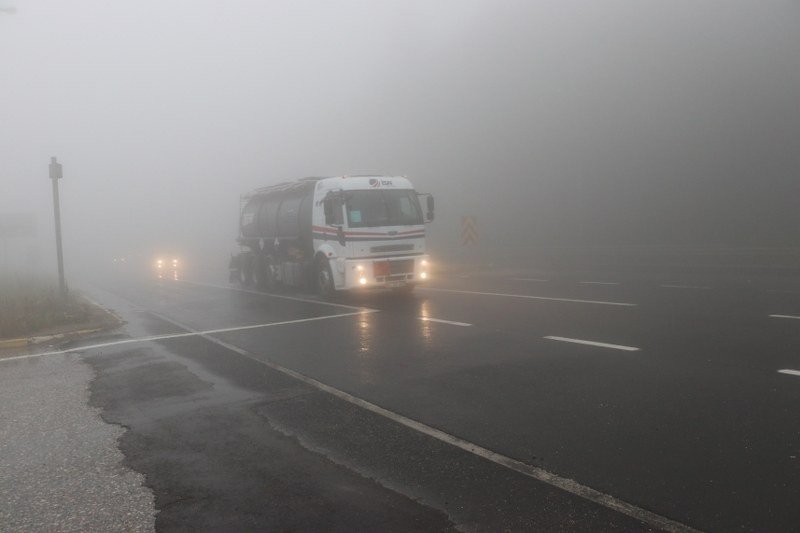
[2,0,799,276]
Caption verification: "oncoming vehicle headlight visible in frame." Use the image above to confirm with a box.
[172,259,179,267]
[356,264,367,285]
[419,259,429,280]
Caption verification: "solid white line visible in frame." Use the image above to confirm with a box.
[778,369,800,376]
[420,287,636,307]
[660,284,712,290]
[0,311,371,364]
[769,314,800,320]
[178,279,374,312]
[511,278,549,282]
[147,311,695,533]
[418,317,472,327]
[578,281,619,286]
[544,336,640,352]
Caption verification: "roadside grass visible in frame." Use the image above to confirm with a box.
[0,276,89,339]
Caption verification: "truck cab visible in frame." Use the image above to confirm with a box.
[312,176,433,294]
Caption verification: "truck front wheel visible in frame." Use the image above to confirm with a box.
[315,259,336,298]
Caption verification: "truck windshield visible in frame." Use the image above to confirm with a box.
[345,190,423,228]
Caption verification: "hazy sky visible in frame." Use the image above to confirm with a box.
[2,1,799,271]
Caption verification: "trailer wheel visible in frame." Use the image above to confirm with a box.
[254,254,278,292]
[241,255,255,287]
[315,259,335,298]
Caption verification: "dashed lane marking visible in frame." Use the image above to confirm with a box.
[544,336,640,352]
[147,310,697,533]
[578,281,620,286]
[778,369,800,377]
[769,314,800,320]
[418,317,472,327]
[420,287,636,307]
[178,279,374,312]
[511,278,549,282]
[660,284,712,290]
[0,311,372,363]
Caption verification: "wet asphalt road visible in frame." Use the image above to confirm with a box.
[60,264,800,530]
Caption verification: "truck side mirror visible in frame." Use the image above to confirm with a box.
[426,195,434,222]
[324,196,343,226]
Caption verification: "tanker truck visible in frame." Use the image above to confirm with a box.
[229,176,434,296]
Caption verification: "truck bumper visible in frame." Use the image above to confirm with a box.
[335,255,430,290]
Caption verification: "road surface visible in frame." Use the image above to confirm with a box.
[3,263,800,531]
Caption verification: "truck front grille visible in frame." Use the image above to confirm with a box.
[370,244,414,253]
[389,259,415,274]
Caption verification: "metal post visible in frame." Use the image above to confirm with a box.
[49,157,66,297]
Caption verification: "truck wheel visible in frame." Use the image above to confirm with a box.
[241,255,255,287]
[264,255,279,292]
[254,255,278,292]
[315,259,336,298]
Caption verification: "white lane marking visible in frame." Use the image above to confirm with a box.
[0,311,372,364]
[778,369,800,377]
[178,279,374,312]
[544,336,640,352]
[420,287,636,307]
[511,278,549,282]
[148,311,696,533]
[418,317,472,327]
[578,281,619,286]
[769,314,800,320]
[660,284,712,290]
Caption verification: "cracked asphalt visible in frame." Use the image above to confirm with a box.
[0,353,156,532]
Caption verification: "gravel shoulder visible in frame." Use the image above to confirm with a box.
[0,353,156,532]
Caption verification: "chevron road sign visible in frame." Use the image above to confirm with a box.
[461,216,478,245]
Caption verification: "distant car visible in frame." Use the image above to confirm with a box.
[153,255,182,280]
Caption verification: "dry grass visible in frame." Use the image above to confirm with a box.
[0,276,89,339]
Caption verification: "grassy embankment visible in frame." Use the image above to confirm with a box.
[0,276,90,339]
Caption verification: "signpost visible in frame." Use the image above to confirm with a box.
[49,157,66,297]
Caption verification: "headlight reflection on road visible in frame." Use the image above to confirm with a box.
[419,299,433,345]
[354,311,378,385]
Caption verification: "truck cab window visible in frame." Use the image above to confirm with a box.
[345,190,423,228]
